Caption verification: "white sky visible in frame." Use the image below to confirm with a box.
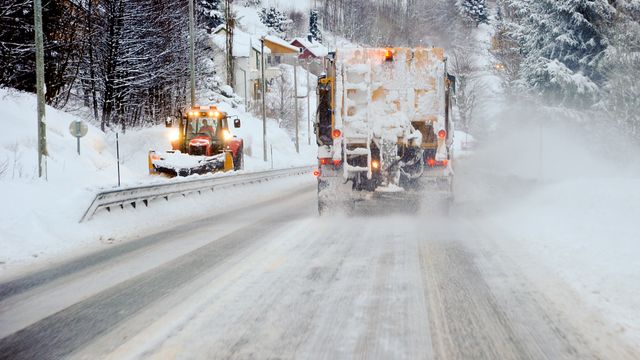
[261,0,315,11]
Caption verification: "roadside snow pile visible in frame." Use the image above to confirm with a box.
[457,117,640,345]
[488,177,640,343]
[0,88,313,271]
[0,88,127,267]
[0,88,129,185]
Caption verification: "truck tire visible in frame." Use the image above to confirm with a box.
[318,197,327,215]
[234,146,244,171]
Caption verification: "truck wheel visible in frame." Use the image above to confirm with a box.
[317,178,334,216]
[318,198,327,215]
[234,147,244,171]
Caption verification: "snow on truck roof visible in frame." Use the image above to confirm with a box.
[335,47,445,62]
[333,47,448,141]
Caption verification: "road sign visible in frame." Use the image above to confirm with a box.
[69,121,88,155]
[69,121,88,138]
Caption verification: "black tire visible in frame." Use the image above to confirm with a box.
[234,146,244,171]
[318,198,327,216]
[317,178,333,216]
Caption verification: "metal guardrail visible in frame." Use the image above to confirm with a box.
[80,166,314,222]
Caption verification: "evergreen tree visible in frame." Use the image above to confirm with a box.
[534,0,612,104]
[309,9,322,42]
[501,0,614,106]
[200,0,225,31]
[458,0,488,25]
[599,5,640,138]
[259,7,291,35]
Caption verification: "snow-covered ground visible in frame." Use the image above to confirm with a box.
[451,7,640,345]
[2,2,639,351]
[454,117,640,345]
[0,87,314,272]
[0,3,334,273]
[489,177,640,343]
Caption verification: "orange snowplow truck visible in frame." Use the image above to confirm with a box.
[315,48,456,214]
[149,105,244,177]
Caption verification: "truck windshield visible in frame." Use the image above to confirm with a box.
[186,119,220,139]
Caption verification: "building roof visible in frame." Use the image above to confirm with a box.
[291,37,329,58]
[211,26,269,57]
[263,35,300,53]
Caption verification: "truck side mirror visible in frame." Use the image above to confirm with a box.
[447,73,457,94]
[234,119,241,128]
[165,117,173,127]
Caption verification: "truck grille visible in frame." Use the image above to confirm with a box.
[189,145,207,156]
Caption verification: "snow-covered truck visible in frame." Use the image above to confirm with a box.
[315,47,456,214]
[149,105,244,177]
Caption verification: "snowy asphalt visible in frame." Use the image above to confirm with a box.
[0,178,637,359]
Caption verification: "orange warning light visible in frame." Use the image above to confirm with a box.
[384,49,394,61]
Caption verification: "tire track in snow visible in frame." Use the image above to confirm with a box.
[0,190,311,360]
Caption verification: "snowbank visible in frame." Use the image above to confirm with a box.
[0,87,314,272]
[0,88,127,269]
[487,177,640,344]
[456,117,640,345]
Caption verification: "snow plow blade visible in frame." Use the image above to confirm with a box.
[149,151,234,177]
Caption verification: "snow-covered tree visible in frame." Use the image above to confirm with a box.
[199,0,225,30]
[0,0,82,104]
[499,0,614,106]
[599,5,640,138]
[266,65,303,136]
[259,7,291,36]
[242,0,261,7]
[458,0,488,25]
[309,9,322,42]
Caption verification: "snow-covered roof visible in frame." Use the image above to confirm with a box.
[291,37,328,58]
[211,26,269,57]
[263,35,300,53]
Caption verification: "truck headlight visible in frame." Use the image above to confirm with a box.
[169,128,180,142]
[222,130,233,141]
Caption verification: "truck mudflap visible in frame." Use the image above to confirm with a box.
[318,174,453,216]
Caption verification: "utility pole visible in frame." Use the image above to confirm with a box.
[260,38,268,161]
[188,0,196,107]
[225,0,235,88]
[293,60,300,153]
[34,0,47,178]
[306,60,311,145]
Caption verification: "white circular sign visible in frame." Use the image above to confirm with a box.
[69,121,88,138]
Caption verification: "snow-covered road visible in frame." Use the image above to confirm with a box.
[0,174,637,359]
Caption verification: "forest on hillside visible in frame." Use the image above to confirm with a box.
[1,0,639,139]
[320,0,640,139]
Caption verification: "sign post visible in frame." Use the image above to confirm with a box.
[116,133,121,187]
[68,120,88,155]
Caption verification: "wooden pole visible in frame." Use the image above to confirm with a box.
[261,38,268,161]
[34,0,47,178]
[188,0,196,107]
